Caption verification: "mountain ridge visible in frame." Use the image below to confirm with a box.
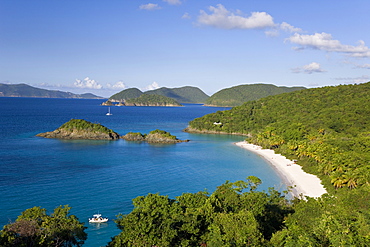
[0,83,104,99]
[205,83,306,107]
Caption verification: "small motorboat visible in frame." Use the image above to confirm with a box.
[89,214,108,223]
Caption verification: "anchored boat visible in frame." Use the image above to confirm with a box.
[89,214,108,223]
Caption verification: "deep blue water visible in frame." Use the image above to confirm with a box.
[0,98,284,246]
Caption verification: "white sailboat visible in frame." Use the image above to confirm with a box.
[106,107,112,116]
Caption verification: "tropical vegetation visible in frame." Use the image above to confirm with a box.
[108,177,370,246]
[0,205,87,247]
[188,82,370,190]
[59,119,117,135]
[205,84,305,107]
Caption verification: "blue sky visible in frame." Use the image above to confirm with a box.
[1,0,370,97]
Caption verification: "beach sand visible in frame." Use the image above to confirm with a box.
[235,141,327,198]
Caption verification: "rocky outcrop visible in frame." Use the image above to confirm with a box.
[145,133,189,143]
[101,100,114,106]
[122,130,189,144]
[122,132,146,141]
[36,119,120,140]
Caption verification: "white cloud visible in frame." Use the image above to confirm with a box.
[280,22,302,33]
[286,32,370,57]
[74,77,103,89]
[197,4,275,29]
[292,62,327,74]
[107,81,127,90]
[139,3,161,11]
[143,81,160,91]
[334,75,370,84]
[163,0,181,5]
[356,63,370,69]
[182,12,191,19]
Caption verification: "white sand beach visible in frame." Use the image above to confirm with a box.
[235,141,327,198]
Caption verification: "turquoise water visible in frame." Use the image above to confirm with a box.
[0,98,284,246]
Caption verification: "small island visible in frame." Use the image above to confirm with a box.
[122,129,189,143]
[37,120,188,143]
[36,119,120,140]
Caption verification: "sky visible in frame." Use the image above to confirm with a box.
[1,0,370,97]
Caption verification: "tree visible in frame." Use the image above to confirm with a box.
[0,205,87,247]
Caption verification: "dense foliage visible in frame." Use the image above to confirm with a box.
[0,205,87,247]
[108,177,292,247]
[145,86,209,103]
[108,177,370,246]
[205,84,306,107]
[109,88,143,101]
[125,94,182,106]
[189,83,370,190]
[60,119,116,135]
[0,83,102,99]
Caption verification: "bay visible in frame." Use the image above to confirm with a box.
[0,97,284,246]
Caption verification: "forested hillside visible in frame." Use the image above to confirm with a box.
[188,82,370,190]
[144,86,209,103]
[109,88,143,101]
[109,86,209,103]
[205,84,305,107]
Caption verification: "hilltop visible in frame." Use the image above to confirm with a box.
[0,83,104,99]
[145,86,209,103]
[109,88,143,102]
[205,84,305,107]
[109,86,209,104]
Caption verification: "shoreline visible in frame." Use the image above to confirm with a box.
[235,141,327,198]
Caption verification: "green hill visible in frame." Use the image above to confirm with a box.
[144,86,209,103]
[187,82,370,190]
[109,88,143,101]
[0,83,104,99]
[205,83,306,107]
[125,94,182,106]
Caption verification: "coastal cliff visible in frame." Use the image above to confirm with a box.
[36,119,120,140]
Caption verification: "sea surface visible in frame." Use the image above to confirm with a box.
[0,97,284,246]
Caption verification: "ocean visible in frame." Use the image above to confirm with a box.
[0,97,284,246]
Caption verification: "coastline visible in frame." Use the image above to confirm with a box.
[235,141,327,198]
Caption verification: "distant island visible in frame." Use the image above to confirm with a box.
[204,84,306,107]
[108,86,209,105]
[37,119,188,143]
[0,83,104,99]
[36,119,120,140]
[122,129,189,143]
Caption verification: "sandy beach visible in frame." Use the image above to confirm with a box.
[235,141,327,198]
